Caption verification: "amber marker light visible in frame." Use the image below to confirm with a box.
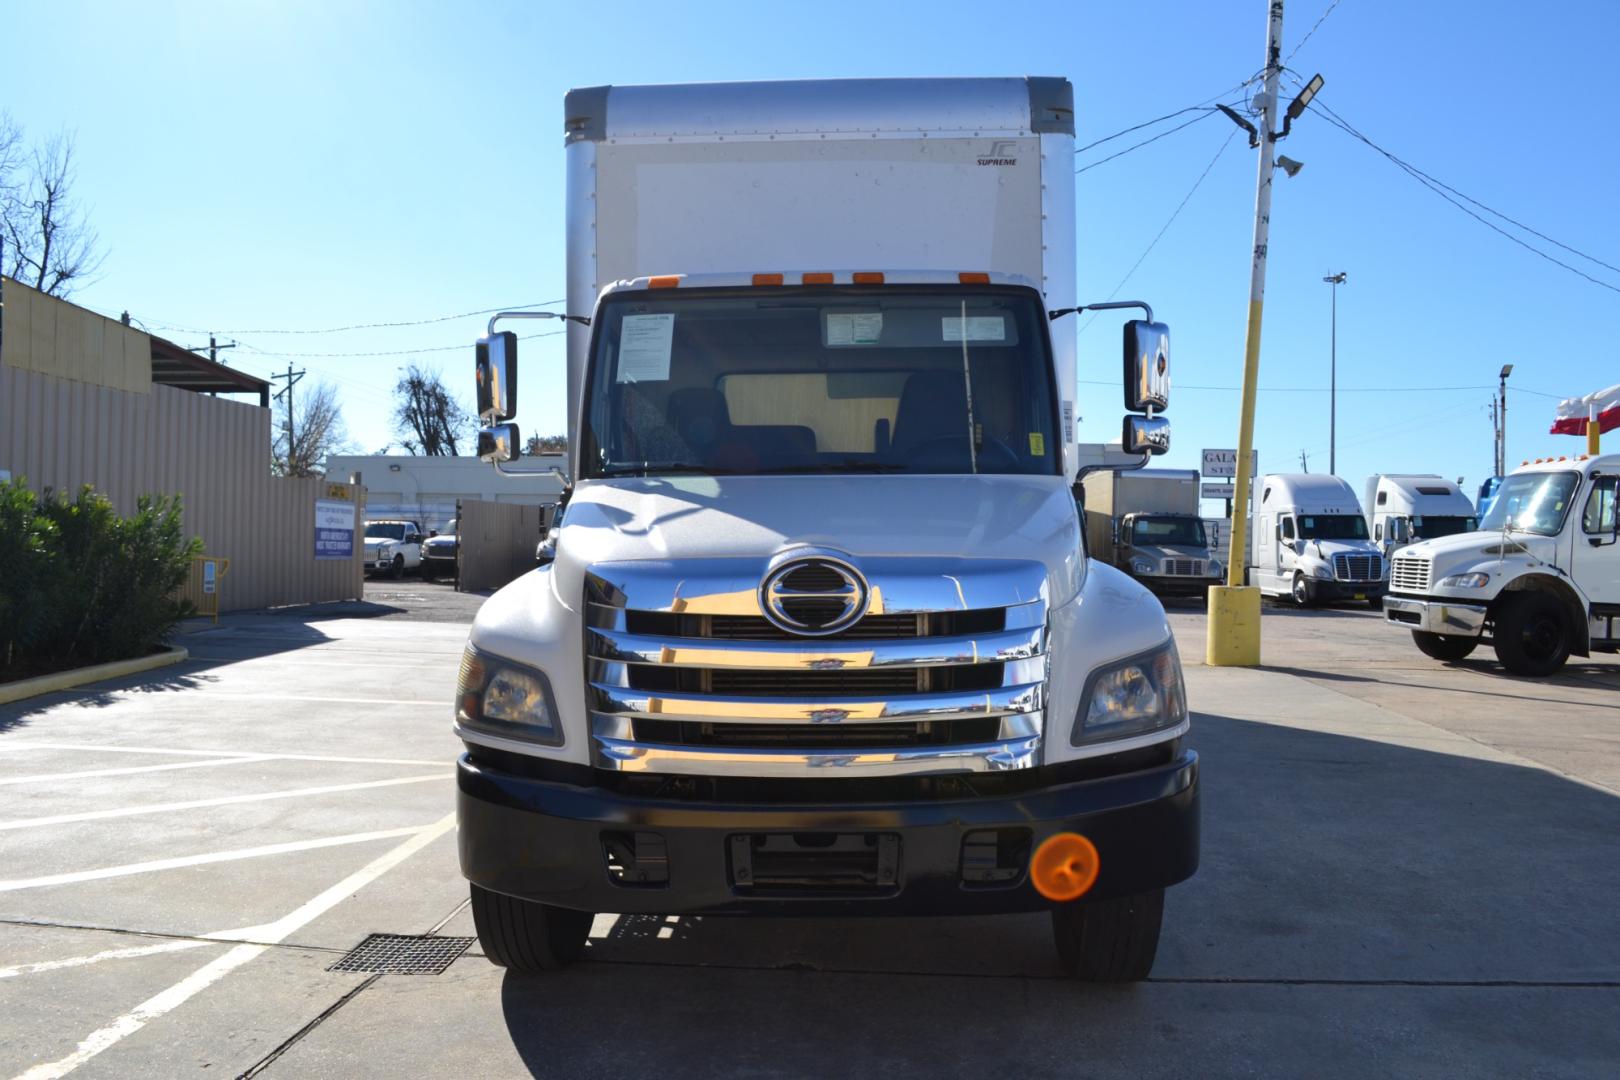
[1029,832,1100,902]
[802,272,835,284]
[852,272,885,284]
[752,273,784,286]
[958,272,991,284]
[648,275,681,289]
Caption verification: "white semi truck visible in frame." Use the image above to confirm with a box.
[1247,473,1387,607]
[1384,453,1620,676]
[1363,474,1478,556]
[455,78,1197,981]
[1083,468,1222,595]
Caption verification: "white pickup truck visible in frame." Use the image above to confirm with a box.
[363,519,424,578]
[1384,454,1620,675]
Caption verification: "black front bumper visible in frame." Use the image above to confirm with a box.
[457,747,1199,916]
[1308,579,1386,603]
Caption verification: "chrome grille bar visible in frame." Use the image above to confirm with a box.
[586,624,1043,668]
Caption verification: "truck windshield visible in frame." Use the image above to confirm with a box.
[1297,515,1369,540]
[1132,518,1205,547]
[1410,515,1476,539]
[1478,471,1579,536]
[580,287,1059,478]
[365,523,407,541]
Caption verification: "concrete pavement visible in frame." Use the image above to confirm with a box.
[2,588,1617,1077]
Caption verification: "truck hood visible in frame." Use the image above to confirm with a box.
[362,537,395,553]
[1396,530,1557,572]
[1301,538,1380,560]
[552,474,1083,607]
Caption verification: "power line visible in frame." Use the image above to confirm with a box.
[1070,75,1261,159]
[1078,380,1492,393]
[1304,96,1620,295]
[233,329,567,359]
[1079,128,1240,336]
[1075,110,1220,176]
[1285,0,1344,63]
[143,299,566,338]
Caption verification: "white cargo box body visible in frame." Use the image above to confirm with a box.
[562,77,1077,465]
[1087,468,1201,518]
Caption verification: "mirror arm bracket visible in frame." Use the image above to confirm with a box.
[1050,299,1155,324]
[487,310,589,337]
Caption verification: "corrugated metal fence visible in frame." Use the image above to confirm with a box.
[0,361,365,611]
[456,499,542,593]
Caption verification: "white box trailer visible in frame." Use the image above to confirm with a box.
[1363,473,1478,554]
[1083,469,1220,594]
[458,78,1195,983]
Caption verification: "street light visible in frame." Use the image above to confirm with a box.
[1323,272,1347,474]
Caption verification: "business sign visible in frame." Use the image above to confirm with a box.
[315,499,356,560]
[1202,482,1235,500]
[202,561,217,594]
[1201,448,1259,479]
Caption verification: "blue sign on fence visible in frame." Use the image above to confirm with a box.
[314,499,355,560]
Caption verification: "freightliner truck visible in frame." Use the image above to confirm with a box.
[456,78,1197,981]
[1083,468,1222,595]
[1384,453,1620,675]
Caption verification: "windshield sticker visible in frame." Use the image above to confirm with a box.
[617,313,675,382]
[942,316,1007,343]
[826,312,883,347]
[1028,432,1045,456]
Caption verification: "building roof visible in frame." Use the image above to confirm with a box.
[148,336,270,404]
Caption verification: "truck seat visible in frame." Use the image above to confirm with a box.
[887,370,972,466]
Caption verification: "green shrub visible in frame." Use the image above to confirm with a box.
[0,479,202,676]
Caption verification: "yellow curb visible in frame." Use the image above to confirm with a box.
[0,647,190,705]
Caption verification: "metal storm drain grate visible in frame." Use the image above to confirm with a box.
[328,934,474,975]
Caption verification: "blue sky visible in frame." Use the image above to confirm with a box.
[4,0,1616,505]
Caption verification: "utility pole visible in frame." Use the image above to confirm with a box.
[1299,449,1309,472]
[1489,396,1500,476]
[270,364,307,474]
[1323,271,1346,473]
[1497,364,1513,476]
[208,334,238,366]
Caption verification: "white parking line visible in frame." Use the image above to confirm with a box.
[0,939,214,979]
[0,773,447,832]
[0,743,446,767]
[54,692,447,706]
[0,826,427,893]
[15,814,456,1080]
[0,756,273,787]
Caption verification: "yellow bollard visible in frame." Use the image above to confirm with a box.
[1206,585,1262,666]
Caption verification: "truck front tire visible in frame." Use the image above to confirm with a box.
[1492,593,1572,677]
[470,884,593,972]
[1051,888,1164,982]
[1412,630,1477,662]
[390,554,405,579]
[1291,572,1311,607]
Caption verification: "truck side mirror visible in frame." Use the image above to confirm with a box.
[476,331,519,421]
[478,422,521,464]
[1123,320,1170,412]
[1123,414,1169,455]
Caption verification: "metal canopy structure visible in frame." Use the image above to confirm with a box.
[148,336,270,406]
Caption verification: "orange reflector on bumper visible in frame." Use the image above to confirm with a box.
[1030,832,1100,901]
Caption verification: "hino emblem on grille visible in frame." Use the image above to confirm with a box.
[759,554,870,637]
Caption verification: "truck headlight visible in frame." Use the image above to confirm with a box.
[456,647,561,745]
[1438,572,1490,589]
[1311,564,1333,579]
[1131,557,1155,574]
[1072,640,1187,746]
[1207,559,1223,577]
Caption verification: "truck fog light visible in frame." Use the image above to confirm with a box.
[1029,832,1100,901]
[1072,639,1186,746]
[456,647,562,746]
[1439,572,1490,589]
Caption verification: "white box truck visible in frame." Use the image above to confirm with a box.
[1248,473,1386,607]
[1363,474,1478,556]
[1083,468,1222,595]
[1385,453,1620,675]
[456,78,1197,981]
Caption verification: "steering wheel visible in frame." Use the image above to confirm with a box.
[900,433,1021,471]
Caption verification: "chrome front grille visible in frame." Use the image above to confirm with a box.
[1332,553,1383,582]
[582,559,1048,778]
[1390,556,1431,593]
[1161,558,1206,577]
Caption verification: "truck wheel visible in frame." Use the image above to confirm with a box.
[1291,572,1311,607]
[390,554,405,579]
[1051,888,1164,982]
[1412,630,1476,662]
[1492,593,1571,677]
[470,884,593,972]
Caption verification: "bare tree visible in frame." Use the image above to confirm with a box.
[0,123,105,298]
[274,380,350,477]
[524,434,567,455]
[393,365,472,456]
